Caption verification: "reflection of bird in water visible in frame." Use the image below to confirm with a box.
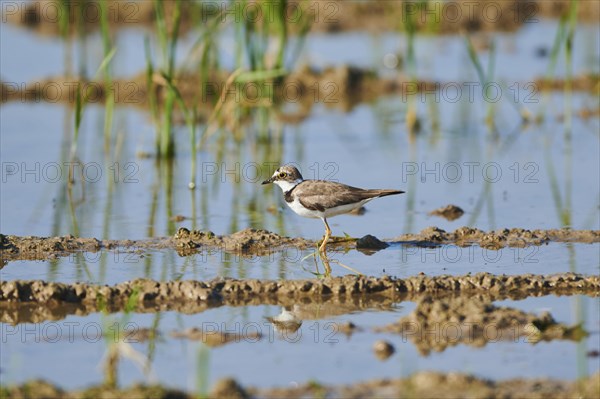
[265,306,303,335]
[264,304,366,338]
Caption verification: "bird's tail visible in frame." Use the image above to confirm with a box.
[367,189,405,198]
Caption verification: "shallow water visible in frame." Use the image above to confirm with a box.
[1,295,598,390]
[2,92,599,240]
[3,20,599,82]
[1,242,598,284]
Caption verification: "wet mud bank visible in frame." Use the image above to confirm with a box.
[0,66,437,118]
[0,233,102,262]
[2,71,598,121]
[1,273,598,325]
[0,228,314,262]
[2,371,599,399]
[392,226,600,249]
[5,0,599,37]
[378,294,586,354]
[1,227,599,262]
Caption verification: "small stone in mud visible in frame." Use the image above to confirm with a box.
[356,235,389,250]
[170,215,186,222]
[174,227,190,238]
[136,150,153,159]
[428,205,465,221]
[123,328,157,342]
[373,340,395,360]
[337,321,359,336]
[266,204,278,214]
[210,378,249,399]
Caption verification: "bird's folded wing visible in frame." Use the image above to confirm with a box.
[296,181,376,212]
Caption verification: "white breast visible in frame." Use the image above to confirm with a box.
[286,196,323,218]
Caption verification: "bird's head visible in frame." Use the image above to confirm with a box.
[262,165,304,192]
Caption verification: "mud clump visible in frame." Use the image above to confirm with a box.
[394,226,600,249]
[428,205,465,221]
[8,1,599,38]
[172,228,217,254]
[336,321,359,336]
[211,378,250,399]
[2,273,598,305]
[3,0,200,35]
[2,227,597,263]
[0,65,435,119]
[0,233,101,262]
[372,340,395,360]
[535,73,600,94]
[4,372,598,399]
[172,227,313,255]
[378,294,587,355]
[1,273,598,325]
[0,379,189,399]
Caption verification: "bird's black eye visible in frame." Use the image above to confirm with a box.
[278,172,287,178]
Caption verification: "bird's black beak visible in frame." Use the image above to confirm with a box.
[262,177,273,185]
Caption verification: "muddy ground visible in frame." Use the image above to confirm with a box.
[2,69,598,125]
[6,0,600,37]
[2,371,599,399]
[0,65,437,118]
[391,226,600,248]
[1,272,598,324]
[1,275,593,359]
[2,228,598,395]
[2,272,598,307]
[1,226,598,262]
[3,1,599,395]
[378,293,587,354]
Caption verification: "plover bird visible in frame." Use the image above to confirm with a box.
[262,165,404,253]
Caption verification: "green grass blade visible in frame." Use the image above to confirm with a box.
[74,83,83,134]
[464,35,486,85]
[94,47,117,78]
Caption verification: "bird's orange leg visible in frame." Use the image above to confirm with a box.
[319,218,332,255]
